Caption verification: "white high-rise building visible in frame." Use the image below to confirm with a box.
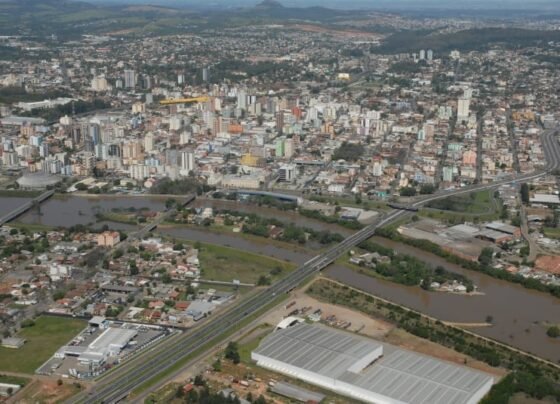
[179,131,191,145]
[284,138,295,159]
[237,90,247,110]
[124,69,136,88]
[144,133,154,152]
[457,97,471,120]
[180,150,195,175]
[427,49,434,61]
[169,116,183,131]
[419,49,426,60]
[91,76,108,92]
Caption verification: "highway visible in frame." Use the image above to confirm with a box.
[70,129,560,404]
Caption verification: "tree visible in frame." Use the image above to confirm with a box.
[520,183,529,204]
[254,395,267,404]
[193,374,205,386]
[478,247,494,267]
[21,319,35,328]
[420,184,436,194]
[57,379,63,386]
[546,325,560,338]
[212,359,222,371]
[400,187,417,197]
[225,341,240,364]
[257,275,271,286]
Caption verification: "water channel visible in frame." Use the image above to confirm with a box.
[5,195,559,363]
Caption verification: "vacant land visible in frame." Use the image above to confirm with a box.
[384,328,506,377]
[425,189,497,215]
[17,379,82,404]
[0,316,86,374]
[195,242,295,284]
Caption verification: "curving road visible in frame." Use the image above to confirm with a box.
[69,129,560,404]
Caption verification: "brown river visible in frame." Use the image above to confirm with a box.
[9,196,560,363]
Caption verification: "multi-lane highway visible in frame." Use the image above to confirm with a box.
[71,129,560,404]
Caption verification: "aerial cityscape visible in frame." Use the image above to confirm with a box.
[0,0,559,403]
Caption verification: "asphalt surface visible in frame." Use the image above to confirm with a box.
[70,130,560,404]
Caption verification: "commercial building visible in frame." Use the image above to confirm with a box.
[55,327,137,366]
[252,324,494,404]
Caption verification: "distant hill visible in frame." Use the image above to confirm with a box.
[255,0,284,8]
[242,0,351,21]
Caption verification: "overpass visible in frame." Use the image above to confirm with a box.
[70,130,560,404]
[228,189,303,205]
[128,194,196,240]
[0,190,55,226]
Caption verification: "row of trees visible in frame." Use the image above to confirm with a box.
[358,241,474,291]
[308,280,560,403]
[376,227,560,299]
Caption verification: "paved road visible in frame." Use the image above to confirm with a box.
[70,130,560,404]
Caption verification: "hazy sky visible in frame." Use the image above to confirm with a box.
[89,0,560,9]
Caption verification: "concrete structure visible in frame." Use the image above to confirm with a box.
[530,193,560,205]
[55,327,137,366]
[252,324,494,404]
[1,337,26,348]
[271,381,325,403]
[17,172,61,189]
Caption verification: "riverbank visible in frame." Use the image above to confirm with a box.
[307,277,560,404]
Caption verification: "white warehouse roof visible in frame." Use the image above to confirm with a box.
[252,324,494,404]
[89,327,137,355]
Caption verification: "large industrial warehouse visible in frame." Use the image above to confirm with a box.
[252,324,494,404]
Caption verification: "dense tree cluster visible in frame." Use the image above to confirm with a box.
[332,142,365,162]
[376,227,560,299]
[358,241,474,291]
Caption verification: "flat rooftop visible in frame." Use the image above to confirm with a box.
[254,322,382,379]
[89,327,137,352]
[253,324,494,404]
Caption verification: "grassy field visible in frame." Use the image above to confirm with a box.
[0,190,39,198]
[544,227,560,239]
[425,190,497,215]
[9,222,55,233]
[194,242,296,284]
[420,190,502,223]
[0,374,30,386]
[0,316,86,374]
[309,195,389,211]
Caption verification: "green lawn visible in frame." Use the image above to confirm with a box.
[544,227,560,239]
[425,190,497,215]
[0,316,86,374]
[0,374,30,386]
[194,242,295,284]
[238,325,272,363]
